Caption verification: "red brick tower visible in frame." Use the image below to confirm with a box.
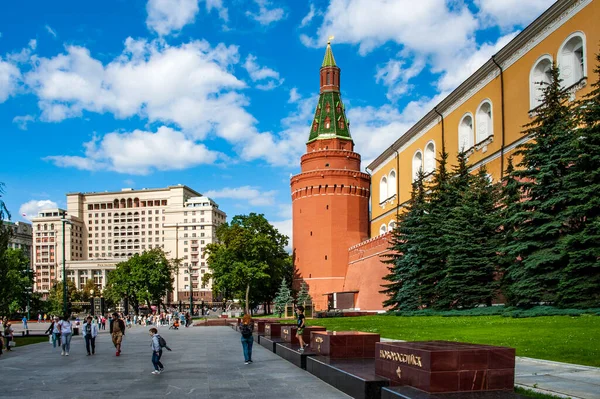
[290,41,370,310]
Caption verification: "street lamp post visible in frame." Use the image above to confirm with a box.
[188,264,193,315]
[60,213,72,316]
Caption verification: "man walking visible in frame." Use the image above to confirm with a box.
[22,315,28,331]
[110,313,126,356]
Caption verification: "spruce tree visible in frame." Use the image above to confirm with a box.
[381,170,428,310]
[420,150,453,308]
[438,165,500,308]
[503,64,576,306]
[557,53,600,307]
[273,277,293,317]
[296,281,312,305]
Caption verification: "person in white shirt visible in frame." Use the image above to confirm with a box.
[83,316,99,355]
[58,315,73,356]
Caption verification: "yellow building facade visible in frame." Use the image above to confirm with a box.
[368,0,599,236]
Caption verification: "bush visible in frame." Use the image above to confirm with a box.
[391,305,600,318]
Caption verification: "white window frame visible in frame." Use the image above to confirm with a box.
[412,150,423,182]
[388,170,397,198]
[379,224,387,236]
[379,176,388,203]
[475,100,493,144]
[530,54,553,110]
[458,113,474,152]
[424,141,436,175]
[558,31,586,88]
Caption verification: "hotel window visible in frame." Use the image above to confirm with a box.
[424,141,436,174]
[412,150,423,182]
[559,32,586,88]
[458,113,474,151]
[476,101,493,144]
[530,55,553,109]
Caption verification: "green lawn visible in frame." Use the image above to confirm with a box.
[305,315,600,367]
[12,335,49,347]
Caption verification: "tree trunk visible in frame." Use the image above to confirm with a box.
[245,283,250,315]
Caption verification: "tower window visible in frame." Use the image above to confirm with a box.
[313,120,319,132]
[325,255,328,260]
[325,102,331,113]
[326,71,331,85]
[324,117,331,129]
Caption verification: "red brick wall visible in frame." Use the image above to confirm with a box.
[344,233,393,311]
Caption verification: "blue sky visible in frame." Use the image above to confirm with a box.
[0,0,555,241]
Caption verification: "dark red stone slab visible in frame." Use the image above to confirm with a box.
[253,319,280,334]
[310,331,381,358]
[264,323,296,338]
[281,325,326,345]
[375,341,515,393]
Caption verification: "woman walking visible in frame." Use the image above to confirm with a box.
[58,314,72,356]
[239,314,254,365]
[45,316,61,349]
[3,322,14,352]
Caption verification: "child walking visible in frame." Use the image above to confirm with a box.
[149,328,166,375]
[296,305,308,352]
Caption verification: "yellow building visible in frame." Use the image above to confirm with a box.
[367,0,599,236]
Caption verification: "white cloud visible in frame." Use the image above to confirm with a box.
[19,199,58,220]
[375,57,425,101]
[146,0,200,36]
[436,32,518,92]
[204,186,277,207]
[270,218,292,252]
[13,114,34,130]
[246,0,286,26]
[46,126,221,175]
[300,4,318,28]
[205,0,229,22]
[0,58,20,103]
[303,0,477,56]
[476,0,555,28]
[243,54,283,90]
[45,25,57,38]
[288,87,301,103]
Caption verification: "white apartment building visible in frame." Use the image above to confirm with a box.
[31,185,226,304]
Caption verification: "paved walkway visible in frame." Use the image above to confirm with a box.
[0,326,350,399]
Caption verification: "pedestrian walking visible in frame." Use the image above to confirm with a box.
[45,316,61,348]
[22,315,28,331]
[83,316,98,355]
[110,312,126,356]
[3,322,14,351]
[38,313,42,324]
[58,314,72,356]
[149,327,171,374]
[296,305,308,352]
[239,314,254,364]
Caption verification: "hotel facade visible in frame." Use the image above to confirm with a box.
[31,185,226,304]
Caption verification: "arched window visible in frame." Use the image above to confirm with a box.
[388,220,396,232]
[424,141,435,174]
[325,102,331,113]
[379,176,388,203]
[559,32,586,88]
[458,113,474,151]
[388,170,397,197]
[44,224,48,231]
[379,224,387,236]
[412,150,423,182]
[476,101,493,143]
[50,223,54,230]
[324,116,331,129]
[313,120,318,132]
[326,71,331,85]
[530,55,553,109]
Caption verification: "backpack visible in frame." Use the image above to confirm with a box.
[158,335,172,351]
[240,323,253,338]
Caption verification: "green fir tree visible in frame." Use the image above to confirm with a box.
[296,281,312,305]
[503,64,576,306]
[557,52,600,307]
[381,170,428,310]
[273,277,293,317]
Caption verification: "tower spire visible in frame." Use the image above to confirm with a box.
[322,36,337,67]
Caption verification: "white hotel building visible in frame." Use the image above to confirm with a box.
[31,185,226,304]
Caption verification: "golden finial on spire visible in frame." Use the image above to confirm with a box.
[328,35,335,45]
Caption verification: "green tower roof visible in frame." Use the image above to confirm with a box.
[307,91,352,143]
[322,41,337,67]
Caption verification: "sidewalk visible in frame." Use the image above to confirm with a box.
[0,325,350,399]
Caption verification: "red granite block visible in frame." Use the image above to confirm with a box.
[459,349,489,370]
[430,371,460,393]
[487,369,515,390]
[458,370,488,391]
[488,348,516,369]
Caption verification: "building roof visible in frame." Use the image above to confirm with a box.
[308,44,352,143]
[322,41,337,67]
[66,184,202,198]
[367,0,581,172]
